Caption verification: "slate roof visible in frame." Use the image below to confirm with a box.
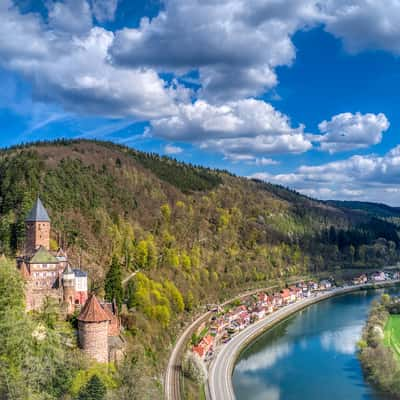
[29,246,59,264]
[73,269,88,277]
[25,198,50,222]
[77,294,110,323]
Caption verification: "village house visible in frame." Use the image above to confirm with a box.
[353,274,368,285]
[319,280,332,290]
[252,306,266,320]
[280,288,295,305]
[192,335,214,358]
[209,317,228,336]
[371,271,386,282]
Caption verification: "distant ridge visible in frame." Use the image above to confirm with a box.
[327,200,400,219]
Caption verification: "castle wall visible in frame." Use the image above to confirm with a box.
[25,288,62,312]
[78,320,109,363]
[108,314,121,337]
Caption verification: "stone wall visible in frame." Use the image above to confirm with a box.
[26,221,50,253]
[78,320,109,363]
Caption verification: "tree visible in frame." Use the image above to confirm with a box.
[105,256,123,309]
[125,279,136,309]
[77,375,106,400]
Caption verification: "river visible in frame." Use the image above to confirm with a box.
[232,288,399,400]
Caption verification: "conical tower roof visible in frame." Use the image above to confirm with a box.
[25,198,50,222]
[77,294,110,323]
[63,264,74,275]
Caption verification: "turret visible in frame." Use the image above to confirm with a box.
[63,265,75,314]
[77,294,110,363]
[25,198,51,254]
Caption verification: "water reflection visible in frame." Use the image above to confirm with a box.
[233,289,397,400]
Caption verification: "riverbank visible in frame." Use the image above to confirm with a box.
[359,294,400,399]
[165,272,337,400]
[208,280,400,400]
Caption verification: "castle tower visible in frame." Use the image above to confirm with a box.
[77,294,110,363]
[25,198,51,254]
[63,265,76,314]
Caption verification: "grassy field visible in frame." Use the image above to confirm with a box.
[384,315,400,358]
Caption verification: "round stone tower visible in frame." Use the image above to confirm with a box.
[62,265,75,314]
[77,294,110,363]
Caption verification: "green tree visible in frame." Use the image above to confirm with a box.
[105,256,123,309]
[77,375,107,400]
[125,279,136,309]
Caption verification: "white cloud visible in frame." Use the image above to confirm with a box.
[0,1,188,119]
[321,0,400,54]
[150,99,312,158]
[47,0,93,35]
[164,144,183,155]
[90,0,119,22]
[2,0,400,168]
[109,0,321,101]
[316,112,389,153]
[255,157,280,166]
[249,145,400,204]
[224,154,279,165]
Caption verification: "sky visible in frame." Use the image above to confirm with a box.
[2,1,400,205]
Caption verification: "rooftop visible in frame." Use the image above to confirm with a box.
[73,269,88,277]
[30,246,59,264]
[25,198,51,222]
[78,294,110,323]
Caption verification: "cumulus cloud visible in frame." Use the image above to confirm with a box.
[316,112,389,153]
[47,0,92,35]
[3,0,400,168]
[150,99,312,158]
[249,145,400,204]
[108,0,400,103]
[109,0,321,101]
[321,0,400,54]
[226,155,279,165]
[0,1,190,119]
[90,0,119,22]
[164,144,183,155]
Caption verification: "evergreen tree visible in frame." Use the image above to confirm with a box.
[105,255,123,309]
[125,279,136,309]
[77,375,106,400]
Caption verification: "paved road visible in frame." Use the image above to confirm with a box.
[164,285,281,400]
[207,281,400,400]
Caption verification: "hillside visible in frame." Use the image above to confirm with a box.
[0,139,399,398]
[327,200,400,219]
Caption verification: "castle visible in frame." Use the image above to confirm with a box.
[17,199,124,363]
[17,198,88,312]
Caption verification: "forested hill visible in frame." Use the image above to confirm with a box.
[0,139,399,397]
[1,139,399,292]
[327,200,400,220]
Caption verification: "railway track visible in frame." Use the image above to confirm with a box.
[164,284,281,400]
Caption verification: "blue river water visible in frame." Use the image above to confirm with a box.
[232,288,399,400]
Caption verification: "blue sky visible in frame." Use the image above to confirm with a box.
[2,0,400,204]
